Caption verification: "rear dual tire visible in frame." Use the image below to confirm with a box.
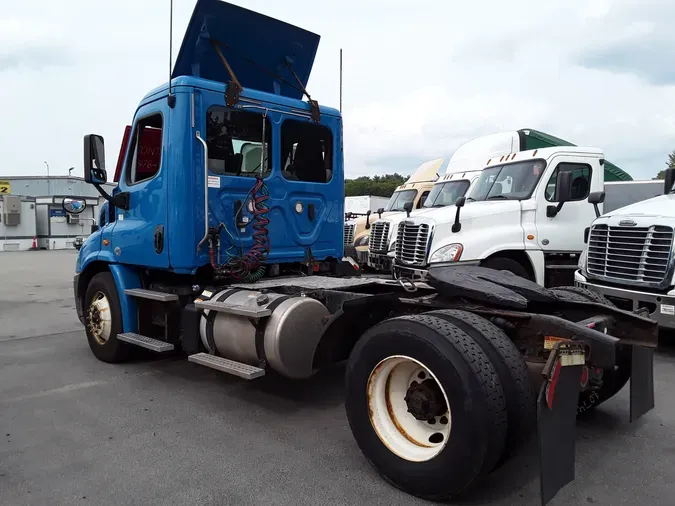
[345,312,531,501]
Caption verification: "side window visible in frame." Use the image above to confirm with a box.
[281,119,333,183]
[417,191,430,208]
[206,107,271,177]
[545,163,592,202]
[126,114,163,185]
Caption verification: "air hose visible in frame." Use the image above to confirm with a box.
[210,176,271,282]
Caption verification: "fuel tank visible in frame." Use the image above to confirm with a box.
[198,289,330,379]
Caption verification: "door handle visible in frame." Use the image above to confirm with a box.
[154,225,164,254]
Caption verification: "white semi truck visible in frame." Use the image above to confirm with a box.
[393,144,631,287]
[575,170,675,329]
[367,169,481,272]
[364,131,540,273]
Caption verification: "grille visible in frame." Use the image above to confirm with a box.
[369,221,391,253]
[395,221,431,266]
[587,224,674,285]
[343,223,355,245]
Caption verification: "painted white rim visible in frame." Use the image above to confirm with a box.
[367,355,452,462]
[88,291,112,346]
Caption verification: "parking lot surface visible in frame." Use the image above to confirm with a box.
[2,250,675,505]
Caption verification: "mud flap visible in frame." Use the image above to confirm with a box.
[630,345,655,423]
[537,342,585,506]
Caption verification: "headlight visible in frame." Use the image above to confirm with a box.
[578,248,588,271]
[354,234,370,247]
[429,243,463,263]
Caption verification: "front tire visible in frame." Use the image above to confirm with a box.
[345,314,507,501]
[84,272,131,363]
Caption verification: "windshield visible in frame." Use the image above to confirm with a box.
[468,160,546,201]
[385,189,418,211]
[423,180,471,208]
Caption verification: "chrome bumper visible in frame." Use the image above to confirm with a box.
[575,270,675,330]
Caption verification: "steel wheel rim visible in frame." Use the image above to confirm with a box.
[367,355,452,462]
[88,291,112,346]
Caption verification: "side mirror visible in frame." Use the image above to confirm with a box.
[588,191,605,205]
[83,134,107,184]
[665,168,675,195]
[451,196,466,233]
[62,197,87,215]
[556,170,573,204]
[588,191,605,218]
[403,201,413,218]
[365,209,372,229]
[546,170,573,218]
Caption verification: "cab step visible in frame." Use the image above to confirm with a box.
[194,300,271,318]
[188,353,266,380]
[124,288,179,302]
[117,332,175,352]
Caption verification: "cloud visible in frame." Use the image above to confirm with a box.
[0,45,73,72]
[1,0,674,185]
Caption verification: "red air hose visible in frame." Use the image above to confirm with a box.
[210,176,270,281]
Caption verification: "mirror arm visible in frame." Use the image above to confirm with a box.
[548,201,565,218]
[592,203,600,218]
[93,183,130,211]
[451,207,462,233]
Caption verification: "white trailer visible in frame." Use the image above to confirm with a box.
[344,195,390,217]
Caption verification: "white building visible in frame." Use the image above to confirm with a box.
[0,176,116,251]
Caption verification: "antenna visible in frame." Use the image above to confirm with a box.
[339,48,343,113]
[167,0,176,108]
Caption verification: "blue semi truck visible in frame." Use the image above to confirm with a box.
[65,1,658,504]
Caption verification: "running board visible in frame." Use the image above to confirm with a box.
[188,353,266,380]
[117,332,175,352]
[194,300,271,318]
[124,288,179,302]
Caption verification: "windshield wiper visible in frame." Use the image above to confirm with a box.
[465,197,475,202]
[487,195,508,200]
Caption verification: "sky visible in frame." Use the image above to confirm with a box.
[1,0,674,181]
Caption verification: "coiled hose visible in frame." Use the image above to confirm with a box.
[211,176,271,282]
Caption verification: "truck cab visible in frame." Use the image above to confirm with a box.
[71,0,343,328]
[364,130,559,275]
[366,169,481,272]
[345,157,443,264]
[394,146,607,286]
[575,169,675,329]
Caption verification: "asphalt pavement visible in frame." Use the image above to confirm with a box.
[1,250,675,505]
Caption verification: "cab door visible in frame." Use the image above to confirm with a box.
[534,155,601,254]
[111,100,170,268]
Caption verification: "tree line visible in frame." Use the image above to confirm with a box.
[345,173,408,197]
[653,150,675,180]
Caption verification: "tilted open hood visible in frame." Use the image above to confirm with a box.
[172,0,320,100]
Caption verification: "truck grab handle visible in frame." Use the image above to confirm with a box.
[196,131,209,252]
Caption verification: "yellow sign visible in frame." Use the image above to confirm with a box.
[0,180,10,194]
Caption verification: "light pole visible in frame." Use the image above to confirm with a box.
[43,161,51,195]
